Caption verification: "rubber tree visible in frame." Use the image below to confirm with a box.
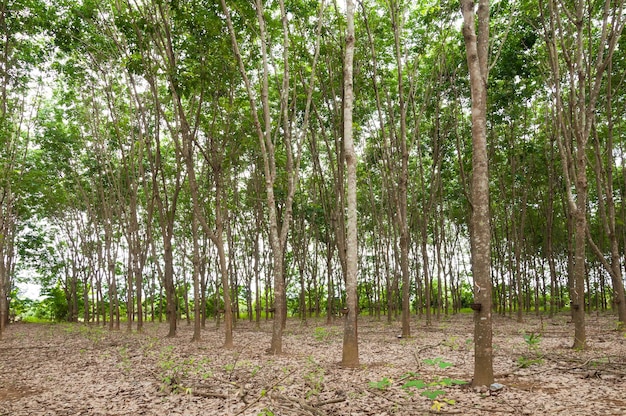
[220,0,323,354]
[460,0,494,387]
[540,0,625,347]
[342,0,359,368]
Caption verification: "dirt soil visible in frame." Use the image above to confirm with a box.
[1,313,625,415]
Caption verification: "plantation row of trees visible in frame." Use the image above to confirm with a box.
[2,0,626,385]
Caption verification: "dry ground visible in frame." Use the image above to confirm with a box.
[1,313,625,415]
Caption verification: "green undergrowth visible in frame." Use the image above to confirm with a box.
[517,331,543,368]
[367,357,467,412]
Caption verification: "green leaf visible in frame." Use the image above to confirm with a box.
[423,358,454,369]
[402,379,427,390]
[440,378,468,386]
[368,377,392,390]
[421,390,446,400]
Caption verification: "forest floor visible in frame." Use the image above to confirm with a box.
[1,312,626,415]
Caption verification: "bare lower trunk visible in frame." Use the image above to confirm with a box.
[572,209,586,349]
[269,256,285,354]
[191,216,201,342]
[0,255,7,337]
[217,240,233,348]
[164,240,177,338]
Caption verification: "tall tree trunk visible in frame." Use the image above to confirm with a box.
[461,0,494,387]
[546,130,558,318]
[387,0,411,339]
[254,203,262,327]
[341,0,359,368]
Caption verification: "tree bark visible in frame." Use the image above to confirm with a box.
[461,0,494,387]
[341,0,359,368]
[191,214,202,342]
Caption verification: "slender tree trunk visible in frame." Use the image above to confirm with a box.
[341,0,359,368]
[200,253,208,329]
[254,209,261,327]
[0,244,8,337]
[216,239,234,348]
[326,239,334,324]
[421,230,431,326]
[461,0,494,387]
[191,214,201,342]
[546,130,558,318]
[163,236,177,337]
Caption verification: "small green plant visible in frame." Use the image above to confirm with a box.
[157,345,200,393]
[313,326,327,341]
[367,362,465,411]
[401,374,467,412]
[516,356,543,368]
[517,331,543,368]
[303,357,325,399]
[442,336,461,351]
[117,346,132,374]
[142,336,161,355]
[313,326,337,342]
[523,332,542,352]
[423,357,453,369]
[257,409,274,416]
[421,389,446,400]
[368,377,392,390]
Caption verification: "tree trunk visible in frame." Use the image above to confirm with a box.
[341,0,359,368]
[326,239,334,324]
[164,237,177,337]
[461,0,494,387]
[216,238,234,348]
[546,135,558,318]
[416,220,431,325]
[0,244,8,337]
[191,215,202,342]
